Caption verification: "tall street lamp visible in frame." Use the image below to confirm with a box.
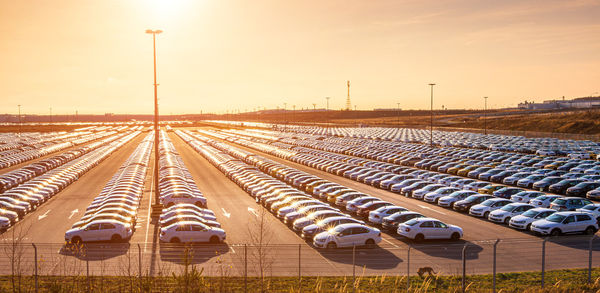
[146,29,162,205]
[428,83,436,146]
[397,102,401,127]
[17,105,22,135]
[484,96,488,135]
[325,97,330,134]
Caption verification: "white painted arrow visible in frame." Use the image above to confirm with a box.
[38,209,51,220]
[221,208,231,218]
[247,207,259,217]
[418,205,447,215]
[68,209,79,219]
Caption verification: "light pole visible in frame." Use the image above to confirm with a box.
[49,107,52,132]
[325,97,330,133]
[484,96,488,135]
[146,29,162,206]
[17,105,21,135]
[397,102,401,127]
[428,83,436,146]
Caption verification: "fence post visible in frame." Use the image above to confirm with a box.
[541,237,547,288]
[32,243,38,293]
[298,244,302,292]
[589,235,596,284]
[406,245,411,293]
[352,245,356,293]
[462,244,468,293]
[87,258,90,292]
[493,239,500,293]
[137,243,142,289]
[244,244,247,293]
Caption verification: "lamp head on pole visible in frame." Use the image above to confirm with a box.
[429,83,436,86]
[145,29,163,34]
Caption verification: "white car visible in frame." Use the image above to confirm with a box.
[576,204,600,222]
[159,221,226,243]
[423,187,460,204]
[469,198,513,218]
[0,216,9,232]
[312,223,381,249]
[508,208,556,230]
[161,192,207,208]
[367,206,408,224]
[437,191,477,208]
[529,195,562,208]
[488,203,535,224]
[397,218,463,241]
[530,212,599,236]
[65,220,132,243]
[510,191,544,203]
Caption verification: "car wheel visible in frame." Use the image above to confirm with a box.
[71,236,82,245]
[585,226,597,235]
[365,239,375,248]
[450,232,460,240]
[415,234,425,242]
[209,236,220,244]
[111,234,122,242]
[483,211,490,219]
[170,237,180,243]
[526,223,532,231]
[166,202,174,208]
[550,229,561,237]
[326,242,337,249]
[504,217,511,225]
[195,202,204,207]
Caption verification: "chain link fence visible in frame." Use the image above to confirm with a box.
[1,235,599,291]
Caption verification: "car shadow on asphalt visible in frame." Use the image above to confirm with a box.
[158,243,230,265]
[541,234,600,251]
[59,242,131,261]
[316,246,402,270]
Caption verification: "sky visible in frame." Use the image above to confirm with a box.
[0,0,599,115]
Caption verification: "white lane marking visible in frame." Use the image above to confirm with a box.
[144,167,154,253]
[382,237,399,248]
[230,246,236,253]
[247,207,258,217]
[68,209,79,219]
[418,205,447,215]
[38,209,51,220]
[221,208,231,218]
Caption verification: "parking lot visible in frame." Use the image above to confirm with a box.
[1,125,600,277]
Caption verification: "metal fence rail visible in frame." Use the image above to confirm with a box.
[1,235,599,292]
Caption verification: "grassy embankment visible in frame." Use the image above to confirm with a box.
[1,268,600,292]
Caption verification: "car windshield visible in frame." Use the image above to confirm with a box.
[521,210,539,218]
[481,200,495,207]
[404,219,419,226]
[553,199,566,205]
[332,225,346,234]
[582,205,597,211]
[500,205,516,212]
[546,214,566,223]
[463,195,480,202]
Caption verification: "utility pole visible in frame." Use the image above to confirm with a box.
[345,80,351,110]
[146,29,162,206]
[484,96,488,135]
[325,97,330,134]
[49,107,52,132]
[312,103,316,111]
[428,83,436,146]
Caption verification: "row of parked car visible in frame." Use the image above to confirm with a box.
[0,131,140,233]
[0,129,125,170]
[157,131,225,244]
[204,129,600,237]
[64,132,152,243]
[0,133,131,193]
[184,130,465,245]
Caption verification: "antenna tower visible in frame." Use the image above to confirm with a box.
[345,80,351,110]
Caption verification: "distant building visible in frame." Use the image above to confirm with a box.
[518,96,600,110]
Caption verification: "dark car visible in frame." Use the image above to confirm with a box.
[493,187,525,199]
[381,211,425,232]
[489,170,518,183]
[356,201,392,218]
[453,194,494,212]
[532,176,564,192]
[549,179,586,195]
[565,182,600,197]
